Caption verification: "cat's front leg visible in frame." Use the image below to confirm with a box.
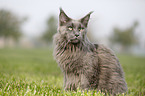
[63,72,66,88]
[80,74,90,90]
[64,73,73,91]
[64,82,77,91]
[64,73,80,91]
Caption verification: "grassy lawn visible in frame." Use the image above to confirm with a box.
[0,48,144,96]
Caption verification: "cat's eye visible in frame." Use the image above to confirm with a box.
[78,27,84,31]
[68,27,73,31]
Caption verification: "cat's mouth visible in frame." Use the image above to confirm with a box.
[70,38,80,44]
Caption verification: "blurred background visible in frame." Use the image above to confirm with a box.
[0,0,145,55]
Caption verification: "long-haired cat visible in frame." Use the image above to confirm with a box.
[53,8,127,95]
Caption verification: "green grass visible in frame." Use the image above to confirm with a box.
[0,48,144,96]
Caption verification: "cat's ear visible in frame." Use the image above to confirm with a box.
[80,11,93,27]
[59,8,71,26]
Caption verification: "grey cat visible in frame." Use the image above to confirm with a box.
[53,8,127,95]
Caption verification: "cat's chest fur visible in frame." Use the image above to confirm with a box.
[55,45,98,74]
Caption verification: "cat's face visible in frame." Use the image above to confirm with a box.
[58,8,93,44]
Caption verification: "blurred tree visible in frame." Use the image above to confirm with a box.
[42,15,57,44]
[0,9,23,46]
[110,21,138,51]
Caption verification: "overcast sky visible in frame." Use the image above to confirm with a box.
[0,0,145,45]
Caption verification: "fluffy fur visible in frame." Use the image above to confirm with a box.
[53,8,127,95]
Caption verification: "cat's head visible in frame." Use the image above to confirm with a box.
[58,8,93,44]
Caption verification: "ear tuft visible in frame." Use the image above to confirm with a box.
[59,7,64,13]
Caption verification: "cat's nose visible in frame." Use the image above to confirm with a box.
[75,34,79,37]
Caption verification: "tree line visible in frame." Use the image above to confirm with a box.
[0,9,138,52]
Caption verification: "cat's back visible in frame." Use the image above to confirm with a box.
[95,44,127,94]
[96,44,121,69]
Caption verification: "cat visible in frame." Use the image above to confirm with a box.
[53,8,127,95]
